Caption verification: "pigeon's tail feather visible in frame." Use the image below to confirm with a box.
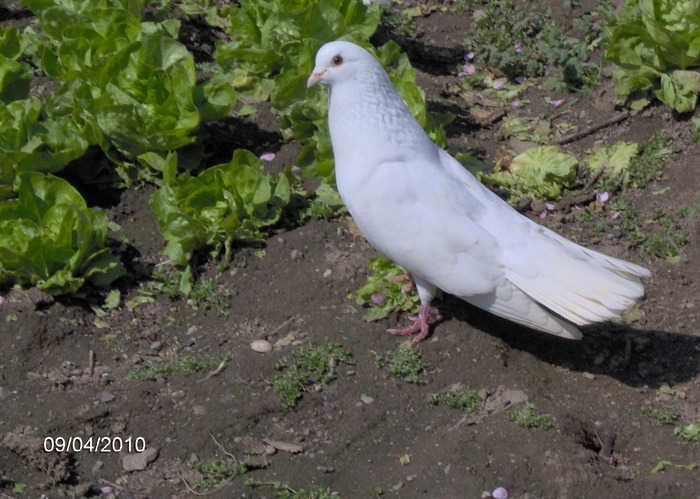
[505,242,649,329]
[463,280,582,339]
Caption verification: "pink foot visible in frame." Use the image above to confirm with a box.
[388,304,442,343]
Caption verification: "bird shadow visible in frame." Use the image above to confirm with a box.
[437,294,700,389]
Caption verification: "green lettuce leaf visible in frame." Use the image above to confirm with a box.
[150,151,292,266]
[480,146,578,200]
[0,172,124,295]
[605,0,700,112]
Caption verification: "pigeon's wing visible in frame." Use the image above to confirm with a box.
[340,149,506,298]
[438,148,649,328]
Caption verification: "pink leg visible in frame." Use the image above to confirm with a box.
[388,303,442,343]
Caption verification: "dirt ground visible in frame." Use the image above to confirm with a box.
[2,1,700,498]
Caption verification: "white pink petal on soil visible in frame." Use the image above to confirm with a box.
[492,487,509,499]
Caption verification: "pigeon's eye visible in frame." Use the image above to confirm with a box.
[331,55,343,66]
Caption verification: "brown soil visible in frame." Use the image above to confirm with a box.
[2,1,699,498]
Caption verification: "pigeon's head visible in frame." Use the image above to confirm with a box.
[307,41,373,88]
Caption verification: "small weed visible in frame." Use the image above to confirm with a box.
[143,265,232,315]
[625,132,676,189]
[507,403,558,430]
[245,478,336,498]
[674,423,700,442]
[427,385,483,413]
[640,405,680,426]
[127,356,228,381]
[372,346,427,384]
[193,459,247,489]
[639,460,698,475]
[271,342,353,408]
[460,0,612,89]
[656,383,686,399]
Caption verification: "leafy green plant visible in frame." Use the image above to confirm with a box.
[24,0,235,168]
[127,355,228,381]
[0,98,88,195]
[507,402,559,430]
[0,26,30,103]
[371,346,427,384]
[270,342,353,408]
[674,423,700,442]
[194,458,247,490]
[427,385,483,413]
[350,257,420,321]
[0,173,124,295]
[605,0,700,112]
[641,405,680,426]
[480,146,578,200]
[150,151,293,266]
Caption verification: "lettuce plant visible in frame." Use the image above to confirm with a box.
[0,26,30,103]
[0,173,124,295]
[350,257,420,321]
[23,0,235,163]
[150,151,292,266]
[605,0,700,112]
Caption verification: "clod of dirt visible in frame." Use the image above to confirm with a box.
[263,438,304,454]
[1,430,72,485]
[240,436,273,455]
[122,447,159,472]
[449,385,529,429]
[1,288,54,314]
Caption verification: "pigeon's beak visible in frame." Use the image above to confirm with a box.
[307,69,327,88]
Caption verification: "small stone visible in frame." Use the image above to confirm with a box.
[251,339,273,353]
[0,386,11,399]
[290,249,303,261]
[100,391,115,403]
[193,405,206,415]
[122,447,159,472]
[73,482,94,497]
[322,268,332,278]
[149,341,162,351]
[111,421,126,433]
[91,460,103,475]
[583,372,596,380]
[360,394,374,404]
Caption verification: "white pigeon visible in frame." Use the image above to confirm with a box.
[307,41,650,342]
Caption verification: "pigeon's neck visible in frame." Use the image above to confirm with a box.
[327,69,433,169]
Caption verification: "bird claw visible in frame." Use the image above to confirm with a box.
[387,305,441,343]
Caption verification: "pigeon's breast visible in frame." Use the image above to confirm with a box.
[328,75,433,169]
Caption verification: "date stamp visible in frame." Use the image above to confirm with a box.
[43,436,147,453]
